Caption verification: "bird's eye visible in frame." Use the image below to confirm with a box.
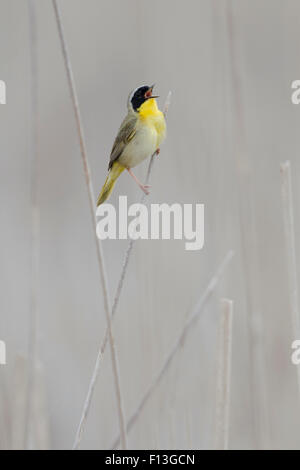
[145,89,152,99]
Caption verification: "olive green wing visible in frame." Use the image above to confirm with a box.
[108,114,137,170]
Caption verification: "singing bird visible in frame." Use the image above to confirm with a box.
[97,85,166,206]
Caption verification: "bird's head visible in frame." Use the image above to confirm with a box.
[128,84,159,112]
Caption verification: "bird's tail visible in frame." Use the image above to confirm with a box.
[97,161,125,206]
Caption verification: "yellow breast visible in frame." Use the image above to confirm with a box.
[138,98,166,147]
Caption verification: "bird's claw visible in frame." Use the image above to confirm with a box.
[142,184,151,195]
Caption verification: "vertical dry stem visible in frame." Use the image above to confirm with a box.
[215,298,233,450]
[52,0,127,449]
[226,0,269,448]
[24,0,39,449]
[280,161,300,396]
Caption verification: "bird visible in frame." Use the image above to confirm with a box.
[97,84,166,206]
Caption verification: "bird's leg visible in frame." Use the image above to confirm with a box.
[127,168,150,195]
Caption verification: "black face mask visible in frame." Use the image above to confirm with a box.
[131,86,150,111]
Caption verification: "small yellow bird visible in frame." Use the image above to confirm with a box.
[97,84,166,206]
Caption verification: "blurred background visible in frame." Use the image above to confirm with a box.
[1,0,300,450]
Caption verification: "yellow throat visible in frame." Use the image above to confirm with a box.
[138,97,160,118]
[138,98,166,139]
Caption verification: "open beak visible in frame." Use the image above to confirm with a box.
[146,84,159,99]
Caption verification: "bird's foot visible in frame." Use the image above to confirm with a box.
[141,184,151,195]
[127,168,151,195]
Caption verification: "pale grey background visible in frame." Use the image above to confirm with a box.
[0,0,300,450]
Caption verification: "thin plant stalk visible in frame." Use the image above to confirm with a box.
[111,250,234,449]
[215,298,233,450]
[73,92,171,450]
[0,373,11,449]
[24,0,39,449]
[225,0,269,448]
[32,362,50,450]
[52,0,127,449]
[280,161,300,396]
[12,357,27,449]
